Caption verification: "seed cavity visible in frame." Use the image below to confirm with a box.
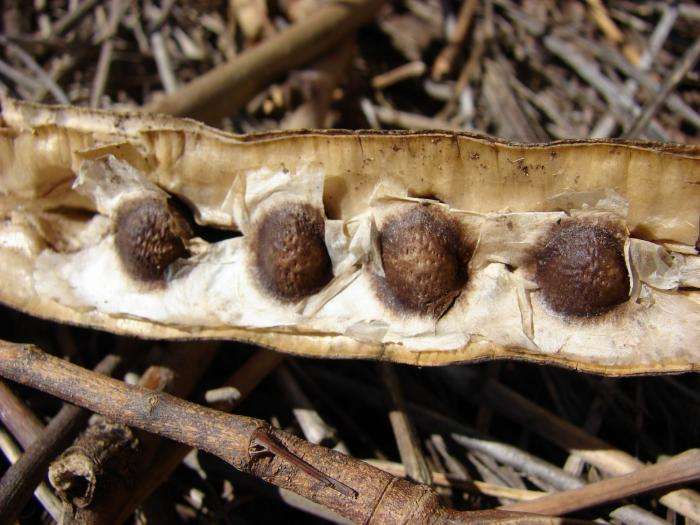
[114,197,191,281]
[536,222,630,316]
[379,205,470,317]
[253,203,333,302]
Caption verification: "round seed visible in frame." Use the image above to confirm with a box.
[253,203,332,302]
[114,197,191,281]
[536,223,630,316]
[380,205,469,317]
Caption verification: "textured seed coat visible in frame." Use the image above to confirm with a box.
[253,203,332,302]
[536,223,630,316]
[380,205,469,317]
[114,197,191,281]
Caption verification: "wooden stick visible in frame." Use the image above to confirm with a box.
[370,103,460,131]
[573,32,700,130]
[0,353,121,523]
[52,0,103,37]
[451,434,581,491]
[289,361,387,461]
[0,57,43,93]
[0,426,62,521]
[150,31,179,94]
[482,58,547,142]
[211,348,284,412]
[561,397,604,476]
[586,0,640,64]
[542,36,638,116]
[0,36,70,104]
[0,380,44,448]
[55,342,217,522]
[503,449,700,516]
[89,39,113,108]
[8,346,270,525]
[366,459,546,502]
[279,41,355,130]
[144,0,383,123]
[100,349,284,524]
[431,0,478,80]
[277,365,348,453]
[310,368,671,525]
[372,61,426,90]
[0,340,580,525]
[480,380,700,522]
[380,363,432,485]
[590,4,678,138]
[429,434,472,494]
[586,0,623,44]
[48,365,172,508]
[624,37,700,138]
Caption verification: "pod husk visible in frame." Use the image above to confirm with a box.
[0,99,698,375]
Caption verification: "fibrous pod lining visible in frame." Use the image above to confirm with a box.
[379,205,470,317]
[252,202,333,302]
[536,222,630,316]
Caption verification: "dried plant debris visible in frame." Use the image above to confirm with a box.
[0,0,697,142]
[0,3,700,524]
[0,100,697,374]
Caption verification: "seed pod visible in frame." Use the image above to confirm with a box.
[0,99,697,375]
[114,197,192,281]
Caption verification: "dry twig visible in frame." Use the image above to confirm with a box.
[55,343,217,523]
[0,339,584,525]
[0,380,44,448]
[366,459,546,502]
[432,0,478,80]
[380,363,432,485]
[0,426,62,521]
[64,348,282,524]
[311,368,672,525]
[0,354,121,523]
[625,37,700,138]
[145,0,384,123]
[504,449,700,516]
[480,380,700,522]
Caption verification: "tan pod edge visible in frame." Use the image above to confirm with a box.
[0,98,698,375]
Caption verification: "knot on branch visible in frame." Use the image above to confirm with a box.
[368,477,443,524]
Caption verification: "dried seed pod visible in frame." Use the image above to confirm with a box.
[536,223,629,316]
[252,203,332,302]
[0,100,697,375]
[114,197,192,281]
[379,205,469,317]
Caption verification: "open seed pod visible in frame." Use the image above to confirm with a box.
[0,98,698,375]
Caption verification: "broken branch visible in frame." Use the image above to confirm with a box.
[0,339,581,524]
[0,353,121,524]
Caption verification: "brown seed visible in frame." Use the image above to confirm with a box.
[380,205,469,317]
[114,197,191,281]
[536,223,630,316]
[253,203,332,302]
